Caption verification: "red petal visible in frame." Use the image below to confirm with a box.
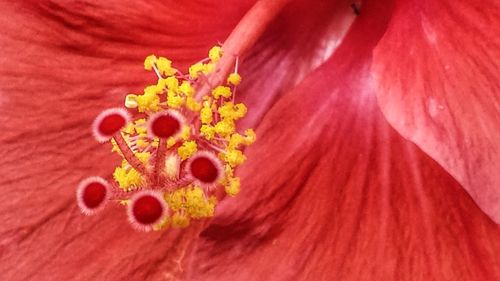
[0,0,252,279]
[191,1,500,280]
[371,0,500,222]
[0,0,355,279]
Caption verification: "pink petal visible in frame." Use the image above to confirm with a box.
[191,1,500,280]
[371,0,500,222]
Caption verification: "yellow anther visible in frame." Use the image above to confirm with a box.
[186,97,201,112]
[144,85,162,95]
[162,76,179,91]
[156,57,177,76]
[243,129,256,145]
[208,46,223,63]
[184,187,216,218]
[171,212,190,228]
[189,63,205,79]
[222,149,246,167]
[122,123,135,135]
[135,118,146,125]
[125,94,138,108]
[200,124,215,140]
[135,152,151,164]
[144,55,157,71]
[179,81,194,96]
[212,86,232,99]
[166,90,184,108]
[135,127,147,135]
[178,141,197,160]
[152,139,159,148]
[203,63,215,74]
[136,91,160,113]
[228,133,244,149]
[234,103,247,119]
[217,102,247,121]
[165,189,185,211]
[136,139,149,148]
[214,119,236,137]
[166,137,176,148]
[227,73,242,86]
[224,164,234,178]
[113,165,144,191]
[225,177,241,196]
[181,126,191,140]
[153,217,170,231]
[200,103,213,124]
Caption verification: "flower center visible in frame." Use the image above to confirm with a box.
[77,46,256,231]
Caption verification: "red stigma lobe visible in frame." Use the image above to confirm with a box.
[98,114,126,136]
[82,182,107,209]
[190,156,219,183]
[132,195,164,224]
[150,113,181,138]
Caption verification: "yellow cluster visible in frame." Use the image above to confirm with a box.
[113,152,151,191]
[164,186,217,228]
[111,45,256,231]
[127,60,201,114]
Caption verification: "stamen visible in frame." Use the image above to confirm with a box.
[80,42,261,230]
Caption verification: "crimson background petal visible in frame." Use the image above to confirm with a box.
[371,0,500,222]
[191,1,500,280]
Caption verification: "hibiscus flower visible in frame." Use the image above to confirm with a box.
[1,0,499,280]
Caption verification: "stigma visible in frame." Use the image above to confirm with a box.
[76,46,256,231]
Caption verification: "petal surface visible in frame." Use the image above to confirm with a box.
[0,1,252,280]
[191,1,500,280]
[371,0,500,222]
[0,0,354,280]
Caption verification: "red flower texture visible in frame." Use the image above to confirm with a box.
[1,0,499,280]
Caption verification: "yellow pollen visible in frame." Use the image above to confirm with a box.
[225,177,241,196]
[144,55,157,71]
[177,141,197,160]
[227,73,242,86]
[105,47,257,232]
[212,86,232,99]
[208,46,223,63]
